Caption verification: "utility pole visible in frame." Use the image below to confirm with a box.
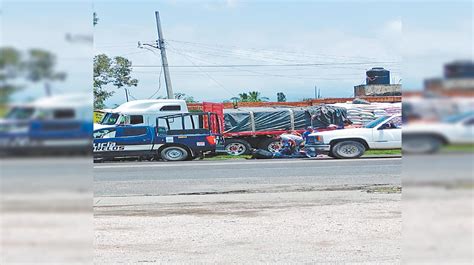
[155,11,174,99]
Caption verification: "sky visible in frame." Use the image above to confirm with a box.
[1,1,472,106]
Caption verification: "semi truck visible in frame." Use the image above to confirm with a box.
[95,99,190,130]
[0,94,92,155]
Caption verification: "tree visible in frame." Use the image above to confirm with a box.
[111,56,138,102]
[93,54,114,109]
[93,54,139,108]
[24,49,66,96]
[277,92,286,102]
[233,91,269,102]
[0,47,24,104]
[93,12,99,26]
[173,92,196,103]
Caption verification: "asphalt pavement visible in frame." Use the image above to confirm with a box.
[94,157,401,197]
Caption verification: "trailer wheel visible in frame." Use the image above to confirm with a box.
[160,146,189,161]
[224,139,251,156]
[259,138,281,153]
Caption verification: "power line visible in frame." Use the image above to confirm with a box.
[166,39,387,62]
[148,65,164,99]
[131,61,399,68]
[166,44,236,97]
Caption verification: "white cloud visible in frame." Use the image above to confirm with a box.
[386,19,402,33]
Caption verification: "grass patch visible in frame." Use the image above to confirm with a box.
[0,105,7,118]
[442,144,474,152]
[366,186,402,194]
[205,154,251,160]
[365,149,401,156]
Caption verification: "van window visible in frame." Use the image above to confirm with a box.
[121,127,147,137]
[53,109,75,119]
[129,115,144,124]
[160,105,181,111]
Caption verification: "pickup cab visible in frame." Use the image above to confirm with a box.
[93,112,221,161]
[402,111,474,153]
[305,115,402,158]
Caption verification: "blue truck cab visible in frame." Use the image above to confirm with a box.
[0,94,92,156]
[93,112,222,161]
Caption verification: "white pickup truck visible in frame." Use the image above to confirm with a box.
[305,115,402,158]
[402,111,474,153]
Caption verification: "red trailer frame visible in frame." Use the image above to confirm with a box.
[202,102,334,155]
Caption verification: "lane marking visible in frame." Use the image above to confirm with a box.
[94,158,401,169]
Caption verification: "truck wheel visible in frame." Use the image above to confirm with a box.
[403,135,442,154]
[259,138,281,153]
[160,146,189,161]
[224,139,251,156]
[332,141,366,159]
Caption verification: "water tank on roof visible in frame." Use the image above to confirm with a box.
[444,61,474,79]
[366,67,390,85]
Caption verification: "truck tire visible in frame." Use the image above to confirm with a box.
[331,140,366,159]
[402,135,442,154]
[160,146,189,161]
[224,139,251,156]
[258,138,281,153]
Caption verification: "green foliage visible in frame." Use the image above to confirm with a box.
[111,56,138,89]
[24,49,66,96]
[277,92,286,102]
[173,92,196,103]
[1,47,65,103]
[233,91,269,102]
[94,54,114,109]
[0,47,23,104]
[93,54,138,109]
[93,12,99,26]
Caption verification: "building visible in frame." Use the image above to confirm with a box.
[354,67,401,97]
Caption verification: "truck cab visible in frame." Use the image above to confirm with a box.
[95,99,189,130]
[93,112,222,161]
[305,115,402,158]
[0,94,92,155]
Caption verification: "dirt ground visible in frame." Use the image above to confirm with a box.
[95,188,401,264]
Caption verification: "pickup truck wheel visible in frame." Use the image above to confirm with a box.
[332,141,365,159]
[259,138,281,153]
[403,135,442,154]
[160,146,189,161]
[224,139,251,156]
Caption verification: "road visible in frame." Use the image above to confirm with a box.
[94,157,402,263]
[94,157,401,197]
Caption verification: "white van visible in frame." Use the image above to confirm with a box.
[95,99,189,130]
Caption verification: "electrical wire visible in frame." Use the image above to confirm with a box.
[166,44,236,97]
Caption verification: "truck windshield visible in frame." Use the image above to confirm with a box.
[364,116,391,128]
[5,107,35,120]
[100,113,120,125]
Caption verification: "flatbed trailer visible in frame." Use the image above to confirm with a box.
[201,102,337,155]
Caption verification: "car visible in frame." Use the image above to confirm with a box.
[402,111,474,153]
[305,115,401,159]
